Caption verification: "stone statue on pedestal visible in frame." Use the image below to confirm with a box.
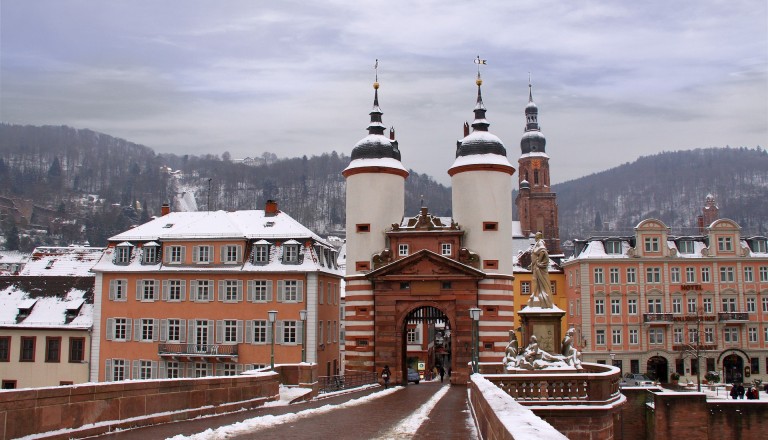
[527,232,554,309]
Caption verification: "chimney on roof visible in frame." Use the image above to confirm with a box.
[389,126,395,140]
[265,199,279,216]
[161,203,171,216]
[697,215,705,234]
[463,121,470,137]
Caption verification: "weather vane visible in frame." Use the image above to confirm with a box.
[375,59,379,83]
[474,55,487,79]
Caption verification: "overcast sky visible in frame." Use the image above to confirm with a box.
[1,0,766,185]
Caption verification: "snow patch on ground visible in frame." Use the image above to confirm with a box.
[168,387,401,439]
[377,384,450,438]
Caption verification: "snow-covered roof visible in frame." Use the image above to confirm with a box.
[343,157,409,174]
[109,210,327,244]
[519,151,550,159]
[0,278,94,329]
[449,152,514,170]
[0,250,30,265]
[19,246,105,277]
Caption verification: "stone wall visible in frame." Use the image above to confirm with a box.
[0,373,279,440]
[619,387,768,440]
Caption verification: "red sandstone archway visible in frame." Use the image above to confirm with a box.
[399,305,452,385]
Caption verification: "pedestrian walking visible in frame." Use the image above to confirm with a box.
[381,365,391,389]
[439,365,445,383]
[730,384,738,400]
[738,383,746,399]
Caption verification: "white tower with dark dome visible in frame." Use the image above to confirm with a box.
[342,78,408,275]
[448,70,516,274]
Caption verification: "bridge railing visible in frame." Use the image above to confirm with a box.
[317,371,378,394]
[479,362,622,405]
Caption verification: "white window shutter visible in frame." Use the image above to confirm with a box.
[160,319,167,342]
[105,359,113,382]
[132,360,139,380]
[245,320,253,344]
[153,281,159,300]
[237,245,243,263]
[297,281,304,302]
[266,321,273,343]
[236,320,244,343]
[162,280,169,301]
[180,320,187,343]
[218,281,225,302]
[109,280,116,300]
[151,361,158,379]
[277,280,284,302]
[159,361,167,379]
[297,321,304,344]
[180,247,186,263]
[247,280,254,302]
[236,364,243,374]
[237,281,243,302]
[192,246,199,263]
[220,245,226,263]
[267,281,273,302]
[134,319,141,340]
[135,280,142,301]
[164,247,171,264]
[190,280,198,302]
[153,319,160,341]
[180,281,186,301]
[207,320,214,344]
[106,318,114,340]
[319,283,323,304]
[126,319,133,341]
[216,320,224,344]
[187,319,195,344]
[277,321,284,344]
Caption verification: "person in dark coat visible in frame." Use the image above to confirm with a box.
[737,383,746,399]
[439,365,445,383]
[730,384,739,400]
[381,365,391,389]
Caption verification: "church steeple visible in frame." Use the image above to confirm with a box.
[349,67,401,162]
[515,77,561,254]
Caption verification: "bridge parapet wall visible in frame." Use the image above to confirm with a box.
[469,374,568,440]
[0,373,279,440]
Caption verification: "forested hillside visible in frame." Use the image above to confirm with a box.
[1,124,765,252]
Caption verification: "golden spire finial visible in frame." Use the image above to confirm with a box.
[373,59,379,89]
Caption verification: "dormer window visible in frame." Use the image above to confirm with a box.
[193,245,212,264]
[142,242,160,264]
[678,240,694,254]
[283,241,300,264]
[751,238,767,253]
[644,237,660,253]
[604,241,622,254]
[115,243,133,265]
[717,237,733,252]
[253,241,270,264]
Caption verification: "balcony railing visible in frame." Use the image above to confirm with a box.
[158,343,238,357]
[643,313,674,323]
[718,312,748,322]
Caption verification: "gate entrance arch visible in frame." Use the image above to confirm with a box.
[647,356,669,383]
[401,305,452,385]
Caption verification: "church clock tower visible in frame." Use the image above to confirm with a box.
[515,79,561,254]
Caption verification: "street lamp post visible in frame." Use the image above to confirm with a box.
[268,310,278,370]
[299,309,307,363]
[469,308,481,374]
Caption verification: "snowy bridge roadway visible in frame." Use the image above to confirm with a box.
[96,381,478,440]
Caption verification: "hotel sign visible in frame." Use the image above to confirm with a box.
[681,285,702,291]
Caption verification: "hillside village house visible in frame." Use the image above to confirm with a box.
[564,196,768,384]
[91,201,343,382]
[0,246,102,388]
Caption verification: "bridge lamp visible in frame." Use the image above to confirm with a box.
[299,309,307,363]
[469,308,481,374]
[268,310,278,370]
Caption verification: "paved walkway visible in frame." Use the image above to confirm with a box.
[95,381,477,440]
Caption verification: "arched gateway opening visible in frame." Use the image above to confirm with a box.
[723,354,744,383]
[646,356,668,383]
[400,305,452,385]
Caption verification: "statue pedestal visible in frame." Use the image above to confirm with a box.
[518,306,566,354]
